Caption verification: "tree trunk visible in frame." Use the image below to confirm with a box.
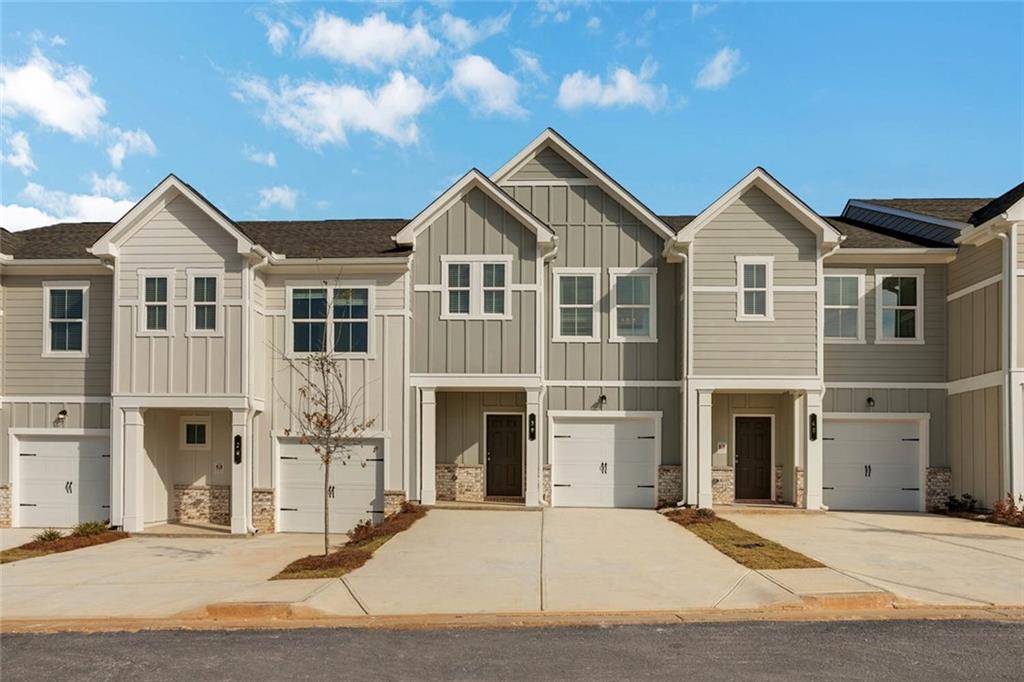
[323,459,330,556]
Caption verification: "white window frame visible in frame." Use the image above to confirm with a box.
[735,256,774,321]
[285,281,376,359]
[823,269,866,344]
[439,255,513,321]
[874,268,925,345]
[186,269,223,337]
[180,416,211,451]
[42,280,89,358]
[552,267,601,343]
[609,267,657,343]
[136,269,175,337]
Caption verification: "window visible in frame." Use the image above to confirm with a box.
[447,263,470,315]
[440,256,513,319]
[187,271,220,335]
[333,288,370,353]
[824,272,865,343]
[554,269,599,342]
[289,284,374,355]
[181,417,210,450]
[145,276,169,331]
[43,282,88,356]
[875,270,924,343]
[482,263,506,315]
[292,288,328,353]
[736,257,774,321]
[610,268,657,342]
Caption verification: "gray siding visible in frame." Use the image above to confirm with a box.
[948,386,1003,505]
[949,240,1002,292]
[0,400,111,482]
[947,284,1001,381]
[508,147,586,181]
[436,391,525,465]
[412,188,539,375]
[824,265,947,383]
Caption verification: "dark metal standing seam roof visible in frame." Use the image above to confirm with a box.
[854,198,991,224]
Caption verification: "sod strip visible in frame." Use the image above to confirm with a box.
[665,511,823,570]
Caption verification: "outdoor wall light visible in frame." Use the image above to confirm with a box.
[598,394,608,407]
[528,413,537,441]
[866,396,876,408]
[55,409,68,427]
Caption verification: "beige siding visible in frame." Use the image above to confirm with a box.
[436,391,526,465]
[824,387,947,466]
[1019,276,1024,366]
[2,274,112,395]
[947,386,1003,506]
[947,284,1001,381]
[824,265,947,382]
[262,272,405,312]
[142,409,232,488]
[508,147,586,182]
[710,393,793,469]
[0,400,111,481]
[412,188,539,375]
[949,239,1002,293]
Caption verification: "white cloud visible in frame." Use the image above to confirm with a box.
[89,172,129,197]
[586,16,601,32]
[535,0,575,24]
[451,55,525,118]
[1,131,36,174]
[301,11,439,70]
[106,127,156,169]
[259,15,290,55]
[691,3,719,21]
[50,35,67,46]
[243,145,277,167]
[695,46,744,90]
[234,71,437,147]
[1,181,135,230]
[0,49,106,138]
[258,185,297,211]
[440,12,511,50]
[512,48,546,82]
[556,58,667,111]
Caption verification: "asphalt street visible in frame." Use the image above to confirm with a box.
[2,619,1021,681]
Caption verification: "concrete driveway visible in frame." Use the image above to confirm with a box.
[719,510,1024,607]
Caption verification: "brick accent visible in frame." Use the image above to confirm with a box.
[252,488,275,533]
[657,465,682,508]
[0,483,10,529]
[384,489,406,516]
[542,464,551,505]
[712,466,735,505]
[774,465,784,502]
[174,485,230,526]
[795,467,806,508]
[926,467,952,511]
[436,463,484,502]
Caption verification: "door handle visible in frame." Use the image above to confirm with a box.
[867,465,872,477]
[65,481,71,494]
[864,465,868,477]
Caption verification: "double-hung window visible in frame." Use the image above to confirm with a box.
[447,263,471,316]
[143,274,171,333]
[188,271,220,335]
[736,257,774,321]
[610,268,656,342]
[292,288,328,353]
[44,282,88,356]
[875,270,923,343]
[441,256,512,319]
[482,263,506,315]
[554,269,599,342]
[333,288,370,353]
[824,271,865,343]
[290,285,373,355]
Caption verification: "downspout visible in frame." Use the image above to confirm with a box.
[676,249,689,507]
[242,252,267,534]
[996,232,1013,506]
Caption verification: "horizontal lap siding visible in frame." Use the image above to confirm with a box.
[437,392,526,465]
[948,240,1002,293]
[947,284,1001,381]
[824,264,947,382]
[508,147,586,181]
[947,387,1003,506]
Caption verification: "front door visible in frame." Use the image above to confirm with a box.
[486,414,523,497]
[735,417,772,499]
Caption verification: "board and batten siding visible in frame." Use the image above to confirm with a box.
[412,188,539,375]
[692,187,818,377]
[948,386,1003,505]
[947,284,1001,381]
[0,400,111,483]
[823,265,947,383]
[115,195,244,395]
[436,391,525,465]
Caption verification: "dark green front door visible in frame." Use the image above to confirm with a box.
[486,414,523,497]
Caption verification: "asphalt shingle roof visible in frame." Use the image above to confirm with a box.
[824,217,951,249]
[855,197,990,224]
[969,181,1024,226]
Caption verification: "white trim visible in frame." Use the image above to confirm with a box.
[735,256,774,321]
[731,414,776,501]
[874,268,925,344]
[827,250,957,265]
[179,415,211,451]
[186,269,223,337]
[409,374,543,389]
[946,273,1002,302]
[687,376,824,392]
[823,269,866,344]
[284,280,376,359]
[947,370,1006,395]
[42,280,89,358]
[136,268,175,336]
[843,200,969,231]
[609,267,657,343]
[552,267,601,343]
[826,382,946,390]
[544,380,683,388]
[482,411,526,498]
[1,395,111,404]
[501,179,597,187]
[439,255,514,321]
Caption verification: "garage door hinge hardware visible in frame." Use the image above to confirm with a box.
[637,436,655,440]
[20,503,37,507]
[901,487,920,491]
[102,505,110,509]
[281,456,299,460]
[553,435,570,439]
[823,486,835,490]
[367,457,384,462]
[280,507,298,511]
[637,485,654,489]
[823,437,835,441]
[102,454,110,458]
[20,453,37,457]
[901,438,919,442]
[554,484,571,487]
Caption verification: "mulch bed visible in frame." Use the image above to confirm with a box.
[936,510,1024,528]
[274,503,427,580]
[664,508,823,570]
[1,530,130,564]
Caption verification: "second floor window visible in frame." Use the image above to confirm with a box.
[191,275,218,332]
[45,284,87,355]
[291,286,372,355]
[482,263,506,315]
[144,276,169,331]
[611,270,656,342]
[824,273,864,342]
[447,263,471,315]
[877,271,923,343]
[736,257,773,320]
[333,288,370,353]
[555,271,598,341]
[441,257,512,319]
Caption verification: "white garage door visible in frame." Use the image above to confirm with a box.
[16,435,110,528]
[551,417,657,508]
[278,440,385,533]
[823,418,923,511]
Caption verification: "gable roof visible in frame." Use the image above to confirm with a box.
[393,169,555,247]
[673,167,842,247]
[491,128,676,241]
[969,180,1024,226]
[852,197,988,224]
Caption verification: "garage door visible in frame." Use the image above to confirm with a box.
[823,418,923,511]
[16,435,110,528]
[278,440,385,533]
[551,417,657,508]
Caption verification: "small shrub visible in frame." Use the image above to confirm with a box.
[946,493,977,513]
[348,519,375,544]
[71,521,108,537]
[33,528,64,543]
[991,494,1024,527]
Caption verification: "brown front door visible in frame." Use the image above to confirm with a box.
[735,417,772,499]
[486,414,523,497]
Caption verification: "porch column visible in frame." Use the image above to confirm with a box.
[121,407,145,533]
[697,389,714,508]
[524,388,542,507]
[420,388,437,505]
[230,408,249,534]
[804,390,825,510]
[685,385,698,505]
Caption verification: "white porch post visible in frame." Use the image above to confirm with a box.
[685,385,698,505]
[804,390,825,510]
[121,407,145,533]
[697,389,713,508]
[230,408,249,534]
[420,388,437,505]
[524,388,542,506]
[109,402,124,530]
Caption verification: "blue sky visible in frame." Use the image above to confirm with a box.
[1,1,1021,231]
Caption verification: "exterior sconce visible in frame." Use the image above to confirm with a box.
[528,413,537,441]
[55,409,68,427]
[866,396,875,408]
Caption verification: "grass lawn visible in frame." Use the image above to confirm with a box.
[664,508,823,570]
[0,529,129,564]
[273,504,427,580]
